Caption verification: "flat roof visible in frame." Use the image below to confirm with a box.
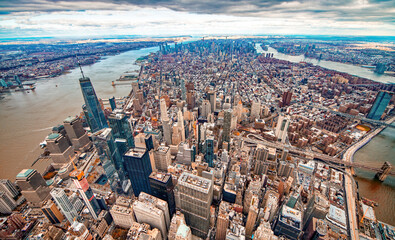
[149,172,171,183]
[361,204,376,222]
[327,205,347,229]
[16,169,34,178]
[64,116,77,123]
[178,172,212,192]
[47,133,60,140]
[124,147,147,158]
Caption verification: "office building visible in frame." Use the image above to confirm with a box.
[70,169,101,220]
[69,221,93,240]
[207,90,216,112]
[63,116,92,151]
[50,188,77,224]
[201,100,211,118]
[367,91,392,120]
[108,110,135,148]
[41,200,65,224]
[243,179,262,214]
[127,222,163,240]
[0,191,17,214]
[149,172,176,216]
[110,204,135,229]
[222,109,232,145]
[177,109,186,142]
[275,115,290,143]
[204,136,214,167]
[177,143,196,166]
[168,211,192,240]
[123,147,153,196]
[245,195,259,239]
[253,220,278,240]
[254,145,269,176]
[46,133,76,169]
[281,91,292,107]
[92,128,124,180]
[15,169,50,207]
[162,119,172,146]
[79,75,108,132]
[250,100,261,120]
[0,179,20,199]
[134,192,170,239]
[154,146,172,172]
[176,172,213,238]
[273,205,302,240]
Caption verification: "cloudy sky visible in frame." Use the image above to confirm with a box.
[1,0,394,38]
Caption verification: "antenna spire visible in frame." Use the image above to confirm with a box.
[76,55,85,79]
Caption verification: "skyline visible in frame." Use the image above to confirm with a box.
[1,0,395,38]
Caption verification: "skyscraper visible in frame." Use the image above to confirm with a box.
[222,109,232,145]
[207,90,216,112]
[41,200,65,224]
[50,188,77,223]
[176,172,213,238]
[274,205,302,240]
[123,147,153,197]
[92,128,124,181]
[46,133,76,169]
[149,172,176,216]
[15,169,50,207]
[70,169,101,220]
[245,195,259,239]
[367,91,392,120]
[0,179,20,200]
[153,146,172,172]
[204,136,214,167]
[133,192,170,239]
[63,116,92,151]
[250,100,261,120]
[79,75,108,132]
[108,110,135,148]
[275,115,290,143]
[254,145,269,176]
[0,191,17,214]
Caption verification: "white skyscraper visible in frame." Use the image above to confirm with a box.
[178,109,185,142]
[0,179,19,199]
[160,98,168,121]
[201,100,211,118]
[0,191,17,214]
[250,100,261,120]
[50,188,78,223]
[275,115,290,143]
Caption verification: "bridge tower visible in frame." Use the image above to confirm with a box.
[375,161,392,182]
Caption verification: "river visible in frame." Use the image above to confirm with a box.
[0,46,159,180]
[257,44,395,225]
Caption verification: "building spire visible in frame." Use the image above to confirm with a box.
[76,55,85,79]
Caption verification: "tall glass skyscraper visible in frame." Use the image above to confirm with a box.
[79,76,108,132]
[123,147,152,197]
[108,110,135,149]
[367,91,392,120]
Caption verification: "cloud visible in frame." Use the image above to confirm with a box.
[0,0,394,37]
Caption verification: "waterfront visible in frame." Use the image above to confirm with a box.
[0,46,159,180]
[354,127,395,226]
[258,44,395,225]
[261,45,395,84]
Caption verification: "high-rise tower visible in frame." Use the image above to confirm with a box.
[15,169,50,207]
[70,169,101,219]
[50,188,78,223]
[78,73,108,132]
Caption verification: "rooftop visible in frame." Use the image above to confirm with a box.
[64,116,77,123]
[16,169,35,178]
[47,133,60,140]
[124,147,147,158]
[178,172,212,192]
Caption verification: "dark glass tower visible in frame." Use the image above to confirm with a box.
[108,111,135,149]
[149,172,176,216]
[123,147,152,197]
[367,91,392,120]
[79,76,108,132]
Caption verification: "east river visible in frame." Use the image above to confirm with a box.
[0,43,394,225]
[257,45,395,225]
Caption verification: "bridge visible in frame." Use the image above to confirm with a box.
[235,135,395,176]
[296,103,395,128]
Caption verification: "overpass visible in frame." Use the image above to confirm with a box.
[296,103,395,129]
